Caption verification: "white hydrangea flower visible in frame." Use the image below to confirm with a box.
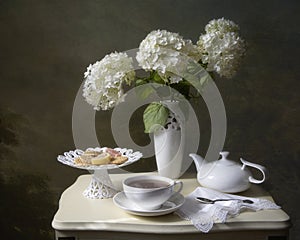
[197,18,245,78]
[83,52,135,110]
[136,30,201,84]
[205,18,240,34]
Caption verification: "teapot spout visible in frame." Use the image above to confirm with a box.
[189,153,205,173]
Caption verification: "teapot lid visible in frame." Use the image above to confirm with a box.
[218,151,238,166]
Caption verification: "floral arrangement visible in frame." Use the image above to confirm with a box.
[83,18,246,133]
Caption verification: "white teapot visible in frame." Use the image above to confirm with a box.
[189,151,268,193]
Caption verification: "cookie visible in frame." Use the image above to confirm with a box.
[74,150,102,165]
[74,156,87,166]
[105,148,122,158]
[91,152,111,165]
[110,156,128,165]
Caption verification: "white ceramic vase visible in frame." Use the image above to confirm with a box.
[154,100,185,179]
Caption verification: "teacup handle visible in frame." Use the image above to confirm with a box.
[240,158,268,184]
[172,180,183,194]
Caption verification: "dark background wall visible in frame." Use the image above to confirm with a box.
[0,0,299,239]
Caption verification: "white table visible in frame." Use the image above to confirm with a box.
[52,173,291,240]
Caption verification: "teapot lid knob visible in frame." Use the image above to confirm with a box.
[220,151,229,159]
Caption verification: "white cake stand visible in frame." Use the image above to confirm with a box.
[57,147,143,199]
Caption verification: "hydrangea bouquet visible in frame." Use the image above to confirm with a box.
[83,18,246,133]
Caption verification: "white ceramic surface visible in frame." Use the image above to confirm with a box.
[190,151,268,193]
[154,129,184,179]
[154,100,185,179]
[113,191,185,216]
[123,175,183,210]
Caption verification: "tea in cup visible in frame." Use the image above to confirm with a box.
[123,175,183,210]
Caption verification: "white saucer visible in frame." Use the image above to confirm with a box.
[113,191,185,216]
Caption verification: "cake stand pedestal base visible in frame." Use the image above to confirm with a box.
[83,169,118,199]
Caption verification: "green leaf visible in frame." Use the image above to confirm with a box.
[199,74,210,86]
[153,72,165,84]
[143,102,169,133]
[135,79,147,86]
[135,84,155,99]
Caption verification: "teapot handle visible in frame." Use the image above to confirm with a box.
[240,158,268,184]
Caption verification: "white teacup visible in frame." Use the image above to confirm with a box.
[123,175,183,210]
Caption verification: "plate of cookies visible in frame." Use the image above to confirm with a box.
[57,147,143,171]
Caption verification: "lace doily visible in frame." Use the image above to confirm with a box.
[176,187,280,233]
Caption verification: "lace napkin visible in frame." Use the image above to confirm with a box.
[175,187,280,233]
